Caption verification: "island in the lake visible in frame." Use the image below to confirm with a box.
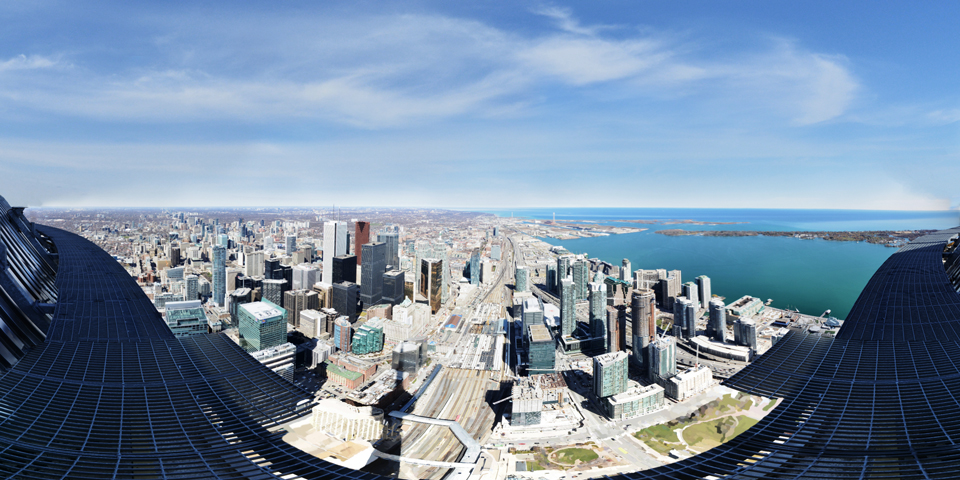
[613,219,747,226]
[655,229,937,247]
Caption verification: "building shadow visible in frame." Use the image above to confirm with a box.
[559,369,607,417]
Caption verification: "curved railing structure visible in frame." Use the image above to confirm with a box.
[0,197,58,372]
[1,193,958,479]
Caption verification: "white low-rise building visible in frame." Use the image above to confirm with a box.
[606,382,666,420]
[251,342,296,382]
[689,335,752,362]
[299,309,325,338]
[664,365,713,401]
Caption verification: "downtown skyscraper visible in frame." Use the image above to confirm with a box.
[359,241,386,306]
[560,277,576,337]
[632,289,656,365]
[212,244,226,306]
[377,231,400,269]
[589,282,607,339]
[322,221,349,285]
[696,275,712,309]
[354,221,370,265]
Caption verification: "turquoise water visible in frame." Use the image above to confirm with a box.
[487,208,960,232]
[487,208,960,319]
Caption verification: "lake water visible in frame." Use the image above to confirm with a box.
[485,208,960,319]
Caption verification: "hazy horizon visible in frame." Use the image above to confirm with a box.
[22,203,960,213]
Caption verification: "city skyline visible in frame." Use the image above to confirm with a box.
[2,3,959,475]
[1,1,958,210]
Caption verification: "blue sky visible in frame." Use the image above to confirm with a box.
[0,1,957,209]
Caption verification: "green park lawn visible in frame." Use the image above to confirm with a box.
[634,423,683,455]
[684,415,760,451]
[553,447,599,465]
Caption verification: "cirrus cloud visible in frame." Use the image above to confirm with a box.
[0,7,862,127]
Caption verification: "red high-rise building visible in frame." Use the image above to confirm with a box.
[354,221,370,265]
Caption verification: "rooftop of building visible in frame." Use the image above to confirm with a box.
[358,317,384,330]
[689,335,752,355]
[513,378,544,399]
[165,300,203,311]
[251,342,296,359]
[522,297,542,311]
[729,295,761,308]
[652,335,676,348]
[240,301,283,321]
[393,341,419,353]
[166,307,206,322]
[670,365,711,383]
[608,382,664,404]
[605,275,631,286]
[531,373,567,390]
[326,361,363,381]
[594,351,628,366]
[528,324,552,343]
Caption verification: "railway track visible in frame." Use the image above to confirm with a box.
[398,368,499,479]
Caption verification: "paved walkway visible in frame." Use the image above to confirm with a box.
[373,450,474,469]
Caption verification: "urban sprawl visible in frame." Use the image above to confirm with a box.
[28,208,842,480]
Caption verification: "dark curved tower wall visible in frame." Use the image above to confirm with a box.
[0,196,58,372]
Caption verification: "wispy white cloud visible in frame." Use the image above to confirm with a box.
[517,36,668,84]
[0,9,866,128]
[697,44,861,125]
[739,46,859,125]
[796,54,858,124]
[2,70,527,128]
[531,5,604,35]
[0,54,58,72]
[928,108,960,124]
[0,3,953,211]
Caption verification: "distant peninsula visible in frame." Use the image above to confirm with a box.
[655,229,937,247]
[613,219,746,226]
